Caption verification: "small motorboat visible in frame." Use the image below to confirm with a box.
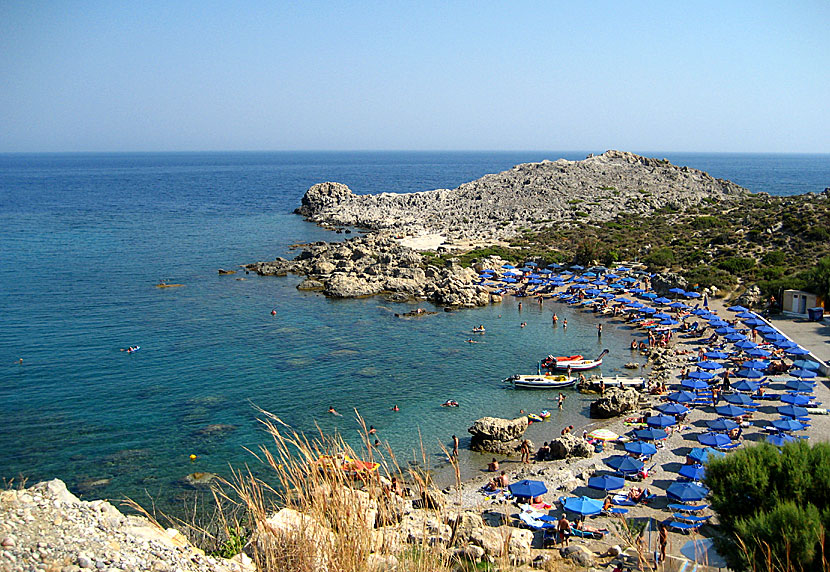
[594,376,646,388]
[505,373,576,389]
[441,400,460,407]
[540,354,584,369]
[551,350,609,372]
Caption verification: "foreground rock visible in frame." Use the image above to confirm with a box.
[468,416,530,455]
[296,150,749,241]
[547,432,594,460]
[0,479,249,572]
[590,387,639,418]
[246,232,498,307]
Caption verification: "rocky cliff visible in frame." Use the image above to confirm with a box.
[296,150,749,242]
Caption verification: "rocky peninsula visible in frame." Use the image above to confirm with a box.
[295,150,749,242]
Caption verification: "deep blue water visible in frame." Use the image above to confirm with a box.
[1,151,827,506]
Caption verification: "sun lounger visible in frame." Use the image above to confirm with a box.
[611,495,636,506]
[668,503,709,512]
[519,512,555,530]
[603,507,629,515]
[667,520,703,533]
[673,513,711,523]
[569,528,605,539]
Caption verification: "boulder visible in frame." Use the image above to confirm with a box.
[590,387,639,418]
[297,278,325,291]
[470,528,506,558]
[548,433,594,460]
[507,528,533,565]
[245,508,334,571]
[650,272,689,296]
[455,544,486,562]
[736,285,763,309]
[561,544,595,567]
[296,182,355,217]
[468,416,529,443]
[449,511,484,544]
[469,437,527,456]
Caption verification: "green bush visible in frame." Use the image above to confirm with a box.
[761,251,787,266]
[705,441,830,571]
[692,215,727,229]
[644,247,675,269]
[717,257,756,274]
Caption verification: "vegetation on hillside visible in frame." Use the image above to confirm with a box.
[704,441,830,571]
[430,192,830,300]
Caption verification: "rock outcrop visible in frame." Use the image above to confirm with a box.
[295,151,750,242]
[246,233,497,307]
[0,479,249,572]
[590,387,640,418]
[547,433,594,460]
[468,416,530,455]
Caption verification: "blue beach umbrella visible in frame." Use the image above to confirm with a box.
[735,312,756,319]
[725,333,748,343]
[728,305,749,312]
[746,348,772,358]
[687,447,725,464]
[667,391,696,404]
[681,378,709,390]
[669,287,686,295]
[660,319,680,326]
[789,368,818,379]
[654,297,671,304]
[641,292,657,299]
[570,265,584,271]
[756,325,777,334]
[685,292,701,299]
[667,482,709,502]
[635,427,669,441]
[605,455,644,474]
[778,405,808,418]
[625,441,658,456]
[588,475,626,492]
[775,339,797,350]
[716,404,748,418]
[669,302,689,309]
[706,418,739,432]
[561,496,604,516]
[656,403,689,416]
[708,319,729,327]
[734,340,758,350]
[641,307,657,314]
[771,418,806,432]
[714,326,737,335]
[647,414,677,428]
[787,347,811,356]
[653,313,671,320]
[725,393,758,407]
[780,393,811,406]
[731,380,760,393]
[703,351,729,360]
[743,318,766,328]
[767,433,798,446]
[524,261,538,267]
[678,464,706,481]
[501,264,515,269]
[764,332,786,343]
[696,361,724,370]
[509,479,548,499]
[698,432,732,448]
[687,370,715,381]
[785,380,815,393]
[691,308,711,316]
[741,360,769,371]
[792,360,820,371]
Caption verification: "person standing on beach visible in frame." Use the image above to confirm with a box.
[597,323,603,337]
[658,522,668,562]
[557,392,566,410]
[518,302,522,311]
[566,365,572,379]
[520,439,531,464]
[451,435,459,458]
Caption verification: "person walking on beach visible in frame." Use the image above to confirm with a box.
[520,439,531,464]
[658,522,668,563]
[557,392,566,410]
[451,435,459,458]
[557,514,571,546]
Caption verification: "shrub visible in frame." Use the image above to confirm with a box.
[705,441,830,571]
[762,251,787,266]
[717,257,756,274]
[644,247,675,269]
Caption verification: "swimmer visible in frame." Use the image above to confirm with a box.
[328,406,341,416]
[563,318,568,328]
[16,358,23,364]
[368,425,377,435]
[392,405,399,411]
[466,338,479,343]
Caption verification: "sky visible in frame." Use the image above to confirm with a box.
[1,1,828,153]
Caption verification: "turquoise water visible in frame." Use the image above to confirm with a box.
[1,151,827,508]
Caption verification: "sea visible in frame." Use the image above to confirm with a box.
[1,151,828,512]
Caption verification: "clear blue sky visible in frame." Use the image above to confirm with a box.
[1,1,828,152]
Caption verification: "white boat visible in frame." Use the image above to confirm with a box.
[594,376,646,388]
[505,373,576,389]
[551,349,608,371]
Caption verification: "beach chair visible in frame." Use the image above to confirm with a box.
[611,494,636,506]
[518,512,555,530]
[667,503,709,512]
[673,513,711,523]
[570,527,605,540]
[667,520,703,534]
[603,507,629,516]
[716,442,740,452]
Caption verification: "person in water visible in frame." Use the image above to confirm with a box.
[328,406,338,415]
[392,404,399,411]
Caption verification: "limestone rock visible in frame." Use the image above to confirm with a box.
[736,285,763,309]
[590,387,639,418]
[325,274,382,298]
[468,416,529,443]
[548,433,594,459]
[470,528,507,558]
[449,511,484,544]
[295,182,355,217]
[507,528,533,565]
[561,544,595,567]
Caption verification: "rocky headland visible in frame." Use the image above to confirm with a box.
[295,150,749,242]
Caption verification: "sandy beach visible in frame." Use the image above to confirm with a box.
[444,292,830,569]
